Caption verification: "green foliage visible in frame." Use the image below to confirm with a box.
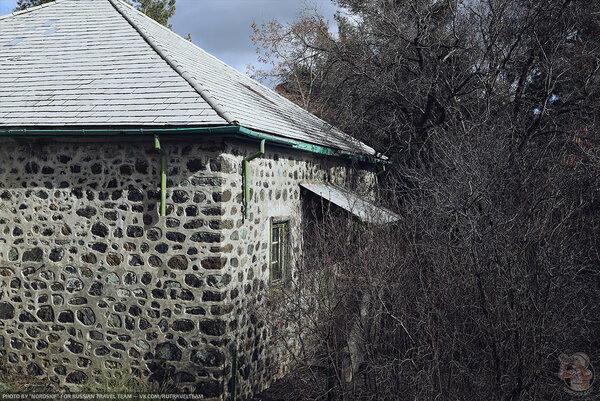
[81,370,172,400]
[0,370,170,400]
[14,0,52,11]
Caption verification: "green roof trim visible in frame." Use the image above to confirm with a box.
[0,126,388,164]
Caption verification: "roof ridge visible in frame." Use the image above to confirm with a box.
[106,0,373,154]
[107,0,236,125]
[106,0,367,151]
[106,1,338,133]
[0,0,68,21]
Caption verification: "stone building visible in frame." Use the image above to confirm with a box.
[0,0,396,399]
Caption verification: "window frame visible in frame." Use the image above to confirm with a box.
[270,219,290,287]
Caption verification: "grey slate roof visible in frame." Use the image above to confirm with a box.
[0,0,377,156]
[0,0,224,126]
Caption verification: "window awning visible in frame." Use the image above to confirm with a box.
[300,182,400,225]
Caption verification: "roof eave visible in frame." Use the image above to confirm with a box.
[0,125,389,164]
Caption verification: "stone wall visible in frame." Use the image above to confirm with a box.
[216,139,375,399]
[0,137,375,400]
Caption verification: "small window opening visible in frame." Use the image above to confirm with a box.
[270,221,290,286]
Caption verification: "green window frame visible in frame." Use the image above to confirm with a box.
[270,220,289,286]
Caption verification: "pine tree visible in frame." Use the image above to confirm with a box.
[131,0,175,27]
[15,0,52,11]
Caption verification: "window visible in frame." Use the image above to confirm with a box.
[270,220,289,286]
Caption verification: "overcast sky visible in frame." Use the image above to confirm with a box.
[0,0,340,78]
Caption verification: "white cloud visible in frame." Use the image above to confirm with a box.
[170,0,341,77]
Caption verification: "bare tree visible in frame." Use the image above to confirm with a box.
[253,1,600,400]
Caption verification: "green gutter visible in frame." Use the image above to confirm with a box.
[0,126,388,164]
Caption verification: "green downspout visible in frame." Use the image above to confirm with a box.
[243,139,265,219]
[154,135,167,217]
